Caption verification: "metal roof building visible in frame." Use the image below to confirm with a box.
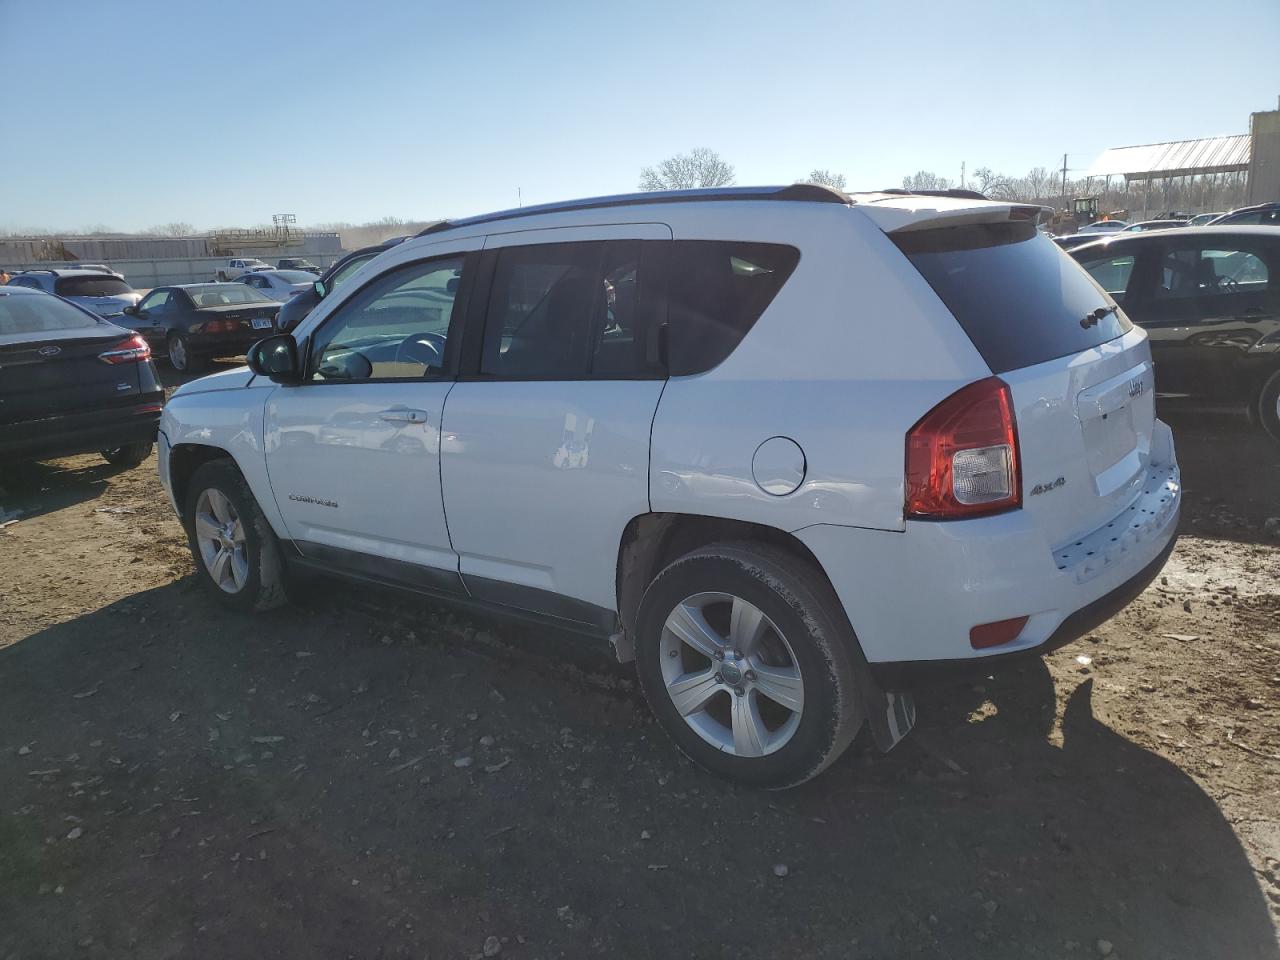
[1084,134,1250,181]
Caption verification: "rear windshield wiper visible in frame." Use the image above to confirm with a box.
[1079,304,1118,329]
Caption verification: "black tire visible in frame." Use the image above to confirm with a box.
[183,459,287,612]
[100,441,153,468]
[634,542,864,788]
[1258,369,1280,445]
[167,333,204,373]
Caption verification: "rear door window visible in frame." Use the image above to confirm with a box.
[1155,246,1269,301]
[895,220,1132,374]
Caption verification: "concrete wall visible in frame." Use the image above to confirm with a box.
[1247,103,1280,204]
[0,233,343,268]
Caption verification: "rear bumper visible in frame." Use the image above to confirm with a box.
[796,421,1181,691]
[188,332,273,358]
[0,397,163,463]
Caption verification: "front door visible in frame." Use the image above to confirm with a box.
[263,247,476,594]
[441,224,670,627]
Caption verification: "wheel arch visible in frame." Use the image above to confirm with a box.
[167,443,237,522]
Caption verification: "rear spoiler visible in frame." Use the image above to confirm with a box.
[855,196,1055,234]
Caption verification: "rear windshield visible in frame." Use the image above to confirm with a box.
[54,275,132,298]
[0,293,99,335]
[188,284,274,306]
[273,270,315,283]
[895,220,1132,373]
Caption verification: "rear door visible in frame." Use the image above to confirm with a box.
[0,293,141,424]
[892,216,1160,547]
[440,224,670,626]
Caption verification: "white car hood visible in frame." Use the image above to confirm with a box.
[170,365,264,397]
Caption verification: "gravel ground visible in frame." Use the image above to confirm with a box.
[1,375,1277,959]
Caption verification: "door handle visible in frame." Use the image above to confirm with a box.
[380,408,429,423]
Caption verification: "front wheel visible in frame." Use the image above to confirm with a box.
[1258,369,1280,445]
[167,333,204,373]
[184,460,287,612]
[100,441,153,468]
[634,542,865,788]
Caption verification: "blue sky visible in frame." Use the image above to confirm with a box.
[1,0,1277,232]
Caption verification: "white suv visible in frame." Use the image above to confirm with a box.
[157,185,1181,788]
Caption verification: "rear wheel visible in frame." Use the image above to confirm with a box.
[1258,369,1280,445]
[184,460,287,612]
[167,333,204,373]
[634,542,864,788]
[100,441,153,468]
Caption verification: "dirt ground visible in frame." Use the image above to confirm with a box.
[1,368,1278,959]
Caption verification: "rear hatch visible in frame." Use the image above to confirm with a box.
[53,274,140,319]
[0,295,144,425]
[885,207,1156,547]
[196,302,279,335]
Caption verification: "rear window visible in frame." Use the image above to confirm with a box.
[894,221,1132,374]
[54,275,132,298]
[188,284,274,306]
[666,241,800,376]
[0,293,99,335]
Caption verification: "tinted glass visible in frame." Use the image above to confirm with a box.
[188,284,273,306]
[329,252,377,288]
[897,221,1132,374]
[1078,253,1136,298]
[1155,246,1270,300]
[311,256,463,381]
[665,241,800,376]
[273,270,315,283]
[138,290,172,312]
[54,275,132,297]
[0,292,98,335]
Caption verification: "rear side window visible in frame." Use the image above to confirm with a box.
[895,221,1132,374]
[0,293,98,334]
[54,275,132,298]
[666,241,800,376]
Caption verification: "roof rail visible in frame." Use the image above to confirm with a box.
[873,188,990,201]
[416,183,849,238]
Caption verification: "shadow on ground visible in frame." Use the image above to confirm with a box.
[2,578,1275,959]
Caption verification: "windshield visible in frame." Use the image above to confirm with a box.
[329,253,377,288]
[54,275,132,298]
[273,270,315,284]
[188,284,274,306]
[895,220,1132,374]
[0,292,99,335]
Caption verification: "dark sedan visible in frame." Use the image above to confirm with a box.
[121,283,280,372]
[0,285,163,468]
[1071,225,1280,443]
[276,237,408,332]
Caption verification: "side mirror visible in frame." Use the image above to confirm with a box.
[123,304,138,316]
[247,334,302,384]
[313,280,328,299]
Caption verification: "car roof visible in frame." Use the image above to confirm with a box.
[1222,201,1280,214]
[15,267,119,279]
[1068,224,1280,254]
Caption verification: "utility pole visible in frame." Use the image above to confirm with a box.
[1061,153,1069,206]
[960,161,965,189]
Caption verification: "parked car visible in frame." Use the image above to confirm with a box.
[0,285,162,468]
[1053,233,1108,251]
[1078,220,1129,234]
[158,185,1180,788]
[5,268,142,319]
[120,282,279,373]
[277,258,321,274]
[215,258,272,281]
[1207,202,1280,227]
[1187,212,1224,226]
[1121,219,1189,232]
[1071,225,1280,442]
[235,269,316,302]
[276,237,407,332]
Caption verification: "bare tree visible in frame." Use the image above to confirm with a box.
[902,171,954,192]
[805,169,847,190]
[143,221,196,237]
[639,148,736,191]
[971,167,1014,199]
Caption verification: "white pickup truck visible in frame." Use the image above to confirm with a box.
[215,258,272,281]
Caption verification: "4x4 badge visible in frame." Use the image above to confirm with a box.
[1030,476,1066,496]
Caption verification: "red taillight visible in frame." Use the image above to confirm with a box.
[970,615,1029,649]
[99,334,151,365]
[905,377,1021,519]
[203,318,238,334]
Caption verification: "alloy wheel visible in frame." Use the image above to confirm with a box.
[659,592,804,757]
[193,488,248,593]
